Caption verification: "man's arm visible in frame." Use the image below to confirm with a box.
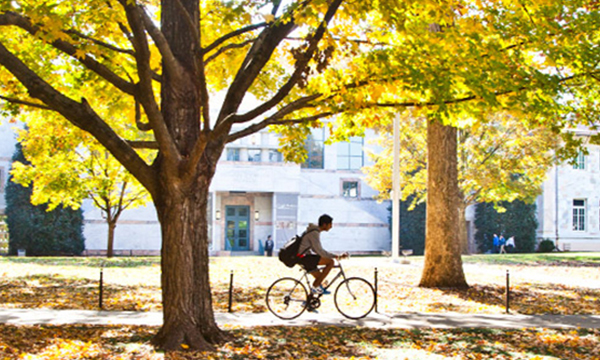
[306,232,337,259]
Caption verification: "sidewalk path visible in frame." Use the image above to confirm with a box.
[1,308,599,329]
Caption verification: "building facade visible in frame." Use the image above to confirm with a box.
[81,127,391,255]
[2,119,600,254]
[536,139,600,251]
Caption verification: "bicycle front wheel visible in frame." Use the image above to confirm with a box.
[266,277,308,320]
[334,277,375,319]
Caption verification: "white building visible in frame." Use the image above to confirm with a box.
[9,122,391,255]
[2,119,600,254]
[536,129,600,251]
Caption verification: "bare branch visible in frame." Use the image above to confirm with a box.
[64,29,135,55]
[0,95,52,110]
[203,22,267,54]
[227,112,335,143]
[205,39,255,64]
[134,100,152,131]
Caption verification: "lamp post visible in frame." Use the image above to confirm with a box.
[391,113,400,259]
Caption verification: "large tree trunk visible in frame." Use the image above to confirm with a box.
[150,0,227,350]
[151,172,227,351]
[419,120,468,288]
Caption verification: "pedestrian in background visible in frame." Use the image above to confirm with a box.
[264,235,274,257]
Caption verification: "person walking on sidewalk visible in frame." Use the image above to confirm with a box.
[296,214,348,295]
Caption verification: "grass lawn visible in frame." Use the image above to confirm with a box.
[0,253,599,359]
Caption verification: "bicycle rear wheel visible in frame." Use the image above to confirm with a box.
[334,277,375,319]
[266,277,308,319]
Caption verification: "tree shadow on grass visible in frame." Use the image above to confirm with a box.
[441,283,600,315]
[0,275,269,313]
[0,324,597,359]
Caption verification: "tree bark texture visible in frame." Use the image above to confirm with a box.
[150,0,228,350]
[151,170,227,351]
[419,120,468,288]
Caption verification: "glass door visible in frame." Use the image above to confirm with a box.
[225,206,250,251]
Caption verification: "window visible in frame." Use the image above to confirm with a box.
[572,199,586,231]
[226,148,240,161]
[342,181,359,198]
[302,128,324,169]
[573,151,585,170]
[269,150,283,162]
[247,149,261,162]
[337,137,364,170]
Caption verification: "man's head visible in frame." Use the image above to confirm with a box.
[318,214,333,231]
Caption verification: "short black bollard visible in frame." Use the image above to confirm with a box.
[228,270,234,313]
[374,267,378,313]
[505,269,510,314]
[99,263,104,310]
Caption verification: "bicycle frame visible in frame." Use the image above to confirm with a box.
[266,258,376,320]
[299,261,347,298]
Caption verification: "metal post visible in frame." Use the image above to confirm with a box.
[391,113,401,259]
[505,270,510,314]
[228,270,234,313]
[99,263,104,310]
[374,267,378,313]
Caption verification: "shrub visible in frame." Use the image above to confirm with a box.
[537,239,555,253]
[5,143,85,256]
[389,195,426,256]
[474,200,538,253]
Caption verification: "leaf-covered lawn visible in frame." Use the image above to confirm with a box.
[1,255,599,358]
[0,324,598,359]
[1,256,599,315]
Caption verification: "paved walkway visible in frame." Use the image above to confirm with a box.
[1,308,599,329]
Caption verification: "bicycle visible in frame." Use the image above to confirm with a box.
[265,259,376,320]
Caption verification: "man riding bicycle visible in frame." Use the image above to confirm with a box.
[297,214,348,295]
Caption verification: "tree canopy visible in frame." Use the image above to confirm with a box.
[1,0,599,351]
[10,111,151,257]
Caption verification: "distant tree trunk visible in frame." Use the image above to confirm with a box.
[419,120,468,288]
[106,220,116,258]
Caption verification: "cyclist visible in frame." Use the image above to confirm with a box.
[297,214,348,295]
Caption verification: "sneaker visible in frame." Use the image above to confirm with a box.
[307,307,318,313]
[311,285,331,295]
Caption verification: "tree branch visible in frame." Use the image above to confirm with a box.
[119,0,180,163]
[137,3,185,83]
[205,39,255,64]
[0,11,136,95]
[0,39,157,194]
[203,22,267,54]
[64,29,135,55]
[231,0,345,124]
[227,112,334,143]
[0,95,52,110]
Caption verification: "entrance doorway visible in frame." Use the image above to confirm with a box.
[225,206,250,251]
